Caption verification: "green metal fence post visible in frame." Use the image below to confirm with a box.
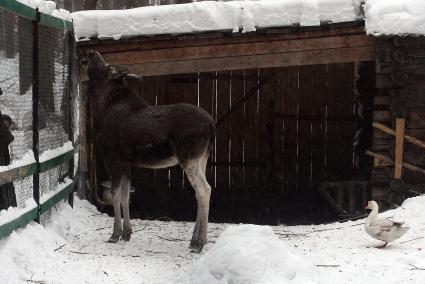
[32,9,40,223]
[68,29,75,208]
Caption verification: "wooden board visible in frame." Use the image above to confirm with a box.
[215,71,231,193]
[79,25,369,53]
[101,34,375,66]
[229,71,245,192]
[121,46,375,76]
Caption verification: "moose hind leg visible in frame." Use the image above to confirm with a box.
[108,176,124,243]
[121,174,132,241]
[183,157,212,252]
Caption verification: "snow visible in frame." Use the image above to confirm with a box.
[39,141,73,163]
[0,198,37,226]
[0,140,73,173]
[69,0,425,39]
[15,0,72,21]
[364,0,425,35]
[182,225,316,284]
[1,195,425,283]
[71,0,359,40]
[0,150,35,173]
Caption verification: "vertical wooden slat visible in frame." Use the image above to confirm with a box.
[198,72,215,187]
[169,76,185,194]
[257,69,272,189]
[257,68,274,221]
[394,118,405,179]
[229,71,245,191]
[325,63,356,210]
[214,71,231,220]
[182,75,200,191]
[282,66,300,196]
[271,68,285,195]
[215,71,231,192]
[155,75,171,191]
[298,66,314,195]
[243,69,259,194]
[310,65,328,189]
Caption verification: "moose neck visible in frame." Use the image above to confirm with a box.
[89,75,111,119]
[89,75,150,125]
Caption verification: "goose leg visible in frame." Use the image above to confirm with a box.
[376,242,388,249]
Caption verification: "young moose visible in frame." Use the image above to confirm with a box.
[85,51,216,252]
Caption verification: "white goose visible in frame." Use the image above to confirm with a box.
[365,200,409,248]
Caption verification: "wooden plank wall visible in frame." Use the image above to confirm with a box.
[93,63,359,225]
[372,37,425,204]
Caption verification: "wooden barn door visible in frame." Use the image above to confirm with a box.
[127,63,359,224]
[271,63,358,222]
[128,71,274,223]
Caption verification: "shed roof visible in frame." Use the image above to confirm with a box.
[72,0,425,42]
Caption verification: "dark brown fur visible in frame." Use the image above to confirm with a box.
[86,51,215,252]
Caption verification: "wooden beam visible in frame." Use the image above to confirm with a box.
[366,151,425,176]
[78,24,367,53]
[394,118,405,179]
[119,45,375,76]
[372,122,425,150]
[100,34,375,66]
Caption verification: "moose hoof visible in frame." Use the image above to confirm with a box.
[189,240,205,253]
[107,232,121,243]
[121,231,132,241]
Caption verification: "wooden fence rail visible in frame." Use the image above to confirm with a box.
[367,120,425,177]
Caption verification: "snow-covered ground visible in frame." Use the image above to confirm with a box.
[1,195,424,284]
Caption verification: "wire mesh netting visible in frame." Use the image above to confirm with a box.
[0,5,74,214]
[0,7,33,210]
[38,24,72,201]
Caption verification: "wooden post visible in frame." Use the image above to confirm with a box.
[394,118,405,179]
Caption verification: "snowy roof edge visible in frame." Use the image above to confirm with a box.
[77,20,367,45]
[71,0,364,42]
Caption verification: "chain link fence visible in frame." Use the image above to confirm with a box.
[0,2,75,221]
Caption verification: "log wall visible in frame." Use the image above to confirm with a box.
[372,37,425,205]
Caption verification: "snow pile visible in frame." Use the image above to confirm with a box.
[15,0,72,21]
[0,198,37,226]
[0,200,76,283]
[381,196,425,240]
[0,222,64,283]
[39,141,73,163]
[365,0,425,35]
[183,224,316,284]
[0,150,35,173]
[72,0,359,40]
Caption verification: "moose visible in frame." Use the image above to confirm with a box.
[85,51,216,252]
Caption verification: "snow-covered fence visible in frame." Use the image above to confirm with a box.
[0,0,76,239]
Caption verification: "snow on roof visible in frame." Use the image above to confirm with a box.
[364,0,425,36]
[16,0,72,21]
[71,0,361,41]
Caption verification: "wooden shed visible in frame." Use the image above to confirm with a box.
[77,20,425,225]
